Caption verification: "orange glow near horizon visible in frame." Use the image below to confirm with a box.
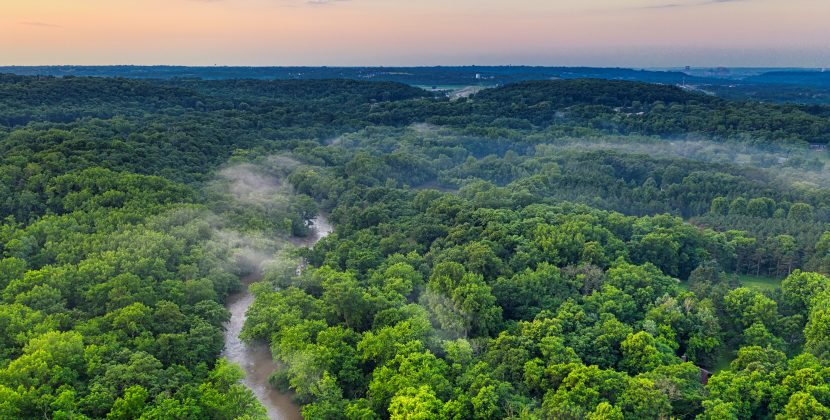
[1,0,829,66]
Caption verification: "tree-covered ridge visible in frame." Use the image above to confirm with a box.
[0,75,429,130]
[465,80,830,143]
[4,75,830,145]
[167,78,430,103]
[5,66,830,106]
[1,75,830,418]
[0,74,205,126]
[476,79,716,108]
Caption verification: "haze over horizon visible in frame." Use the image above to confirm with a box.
[2,0,829,67]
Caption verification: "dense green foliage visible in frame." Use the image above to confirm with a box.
[5,66,830,106]
[2,74,830,419]
[251,130,830,418]
[466,80,830,143]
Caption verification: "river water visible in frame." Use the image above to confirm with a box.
[222,216,333,420]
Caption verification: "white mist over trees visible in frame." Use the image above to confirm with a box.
[2,75,830,419]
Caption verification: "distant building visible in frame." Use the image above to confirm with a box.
[809,143,828,152]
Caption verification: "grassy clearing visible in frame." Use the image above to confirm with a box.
[677,274,780,292]
[712,346,736,373]
[735,273,781,291]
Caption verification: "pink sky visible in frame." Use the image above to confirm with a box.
[2,0,828,66]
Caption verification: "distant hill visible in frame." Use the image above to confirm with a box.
[746,71,830,87]
[0,65,714,86]
[473,79,717,108]
[2,74,829,144]
[7,65,830,105]
[463,79,830,143]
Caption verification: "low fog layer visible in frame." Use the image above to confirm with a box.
[535,137,829,189]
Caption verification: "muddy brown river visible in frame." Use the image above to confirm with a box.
[223,216,333,419]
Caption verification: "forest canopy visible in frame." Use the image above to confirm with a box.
[1,74,830,419]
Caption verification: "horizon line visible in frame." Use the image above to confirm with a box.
[0,64,826,70]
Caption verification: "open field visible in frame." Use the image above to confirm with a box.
[414,84,495,99]
[712,345,737,373]
[736,273,782,291]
